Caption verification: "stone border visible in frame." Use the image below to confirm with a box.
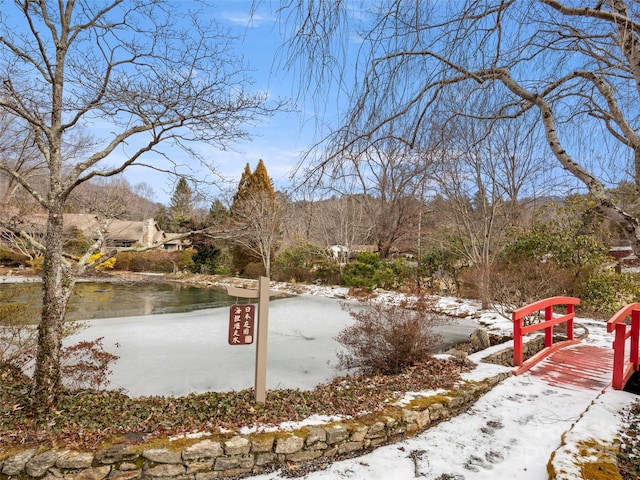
[481,335,545,367]
[0,372,511,480]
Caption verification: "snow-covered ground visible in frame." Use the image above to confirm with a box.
[244,310,638,480]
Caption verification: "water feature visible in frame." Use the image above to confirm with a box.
[0,280,242,322]
[1,279,479,396]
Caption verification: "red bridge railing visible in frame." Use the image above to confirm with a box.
[607,303,640,390]
[512,296,581,375]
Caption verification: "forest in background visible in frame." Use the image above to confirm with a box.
[1,156,638,318]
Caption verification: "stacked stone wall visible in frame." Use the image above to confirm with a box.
[481,336,546,367]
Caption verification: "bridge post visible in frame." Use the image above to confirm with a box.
[513,315,523,367]
[567,304,575,341]
[612,322,627,390]
[632,310,640,372]
[544,305,553,348]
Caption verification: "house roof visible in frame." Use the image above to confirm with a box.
[64,214,165,245]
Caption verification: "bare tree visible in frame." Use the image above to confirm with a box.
[0,1,278,407]
[427,95,550,307]
[312,194,373,255]
[348,145,428,258]
[280,1,640,257]
[231,189,284,277]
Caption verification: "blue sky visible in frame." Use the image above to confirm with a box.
[125,0,348,205]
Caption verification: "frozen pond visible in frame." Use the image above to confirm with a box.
[66,295,355,396]
[65,293,480,397]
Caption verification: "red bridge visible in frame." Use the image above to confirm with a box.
[511,297,640,391]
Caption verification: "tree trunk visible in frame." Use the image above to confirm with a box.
[478,263,491,310]
[31,208,75,408]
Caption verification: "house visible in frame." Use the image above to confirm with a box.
[63,214,166,249]
[12,213,184,251]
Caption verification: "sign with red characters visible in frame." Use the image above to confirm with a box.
[228,304,255,345]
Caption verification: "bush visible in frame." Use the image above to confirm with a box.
[491,221,610,316]
[0,284,110,391]
[243,261,266,279]
[341,252,381,290]
[579,270,640,316]
[272,243,324,283]
[0,247,29,268]
[310,259,343,285]
[336,295,450,375]
[87,252,116,270]
[114,249,190,273]
[0,284,40,368]
[61,337,119,390]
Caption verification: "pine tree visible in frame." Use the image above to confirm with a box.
[232,163,253,209]
[208,199,229,226]
[168,177,194,232]
[249,159,275,200]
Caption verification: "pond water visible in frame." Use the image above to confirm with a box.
[1,279,480,396]
[0,280,243,322]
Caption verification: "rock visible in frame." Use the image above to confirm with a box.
[26,450,60,477]
[142,448,182,464]
[350,426,369,442]
[143,464,186,478]
[2,448,37,476]
[109,469,142,480]
[325,424,349,445]
[182,440,223,461]
[223,436,250,456]
[56,451,94,469]
[274,435,304,454]
[213,457,239,471]
[470,327,491,352]
[94,445,137,465]
[305,426,327,446]
[250,437,274,454]
[64,465,110,480]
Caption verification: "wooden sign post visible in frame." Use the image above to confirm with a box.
[226,276,272,403]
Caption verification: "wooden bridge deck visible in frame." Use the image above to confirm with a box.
[528,343,613,391]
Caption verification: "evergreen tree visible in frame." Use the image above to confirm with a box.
[232,163,253,208]
[249,159,275,200]
[168,177,194,232]
[208,199,229,226]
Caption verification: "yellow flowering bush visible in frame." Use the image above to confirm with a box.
[87,253,116,270]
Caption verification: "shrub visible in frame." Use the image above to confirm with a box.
[114,249,189,273]
[336,295,450,375]
[491,221,610,316]
[27,255,44,273]
[177,248,196,271]
[310,259,343,285]
[272,243,324,283]
[61,337,119,390]
[579,270,640,316]
[0,284,100,388]
[0,247,29,268]
[243,261,266,279]
[341,252,381,290]
[87,252,116,270]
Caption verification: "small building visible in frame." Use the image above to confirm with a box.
[14,213,181,251]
